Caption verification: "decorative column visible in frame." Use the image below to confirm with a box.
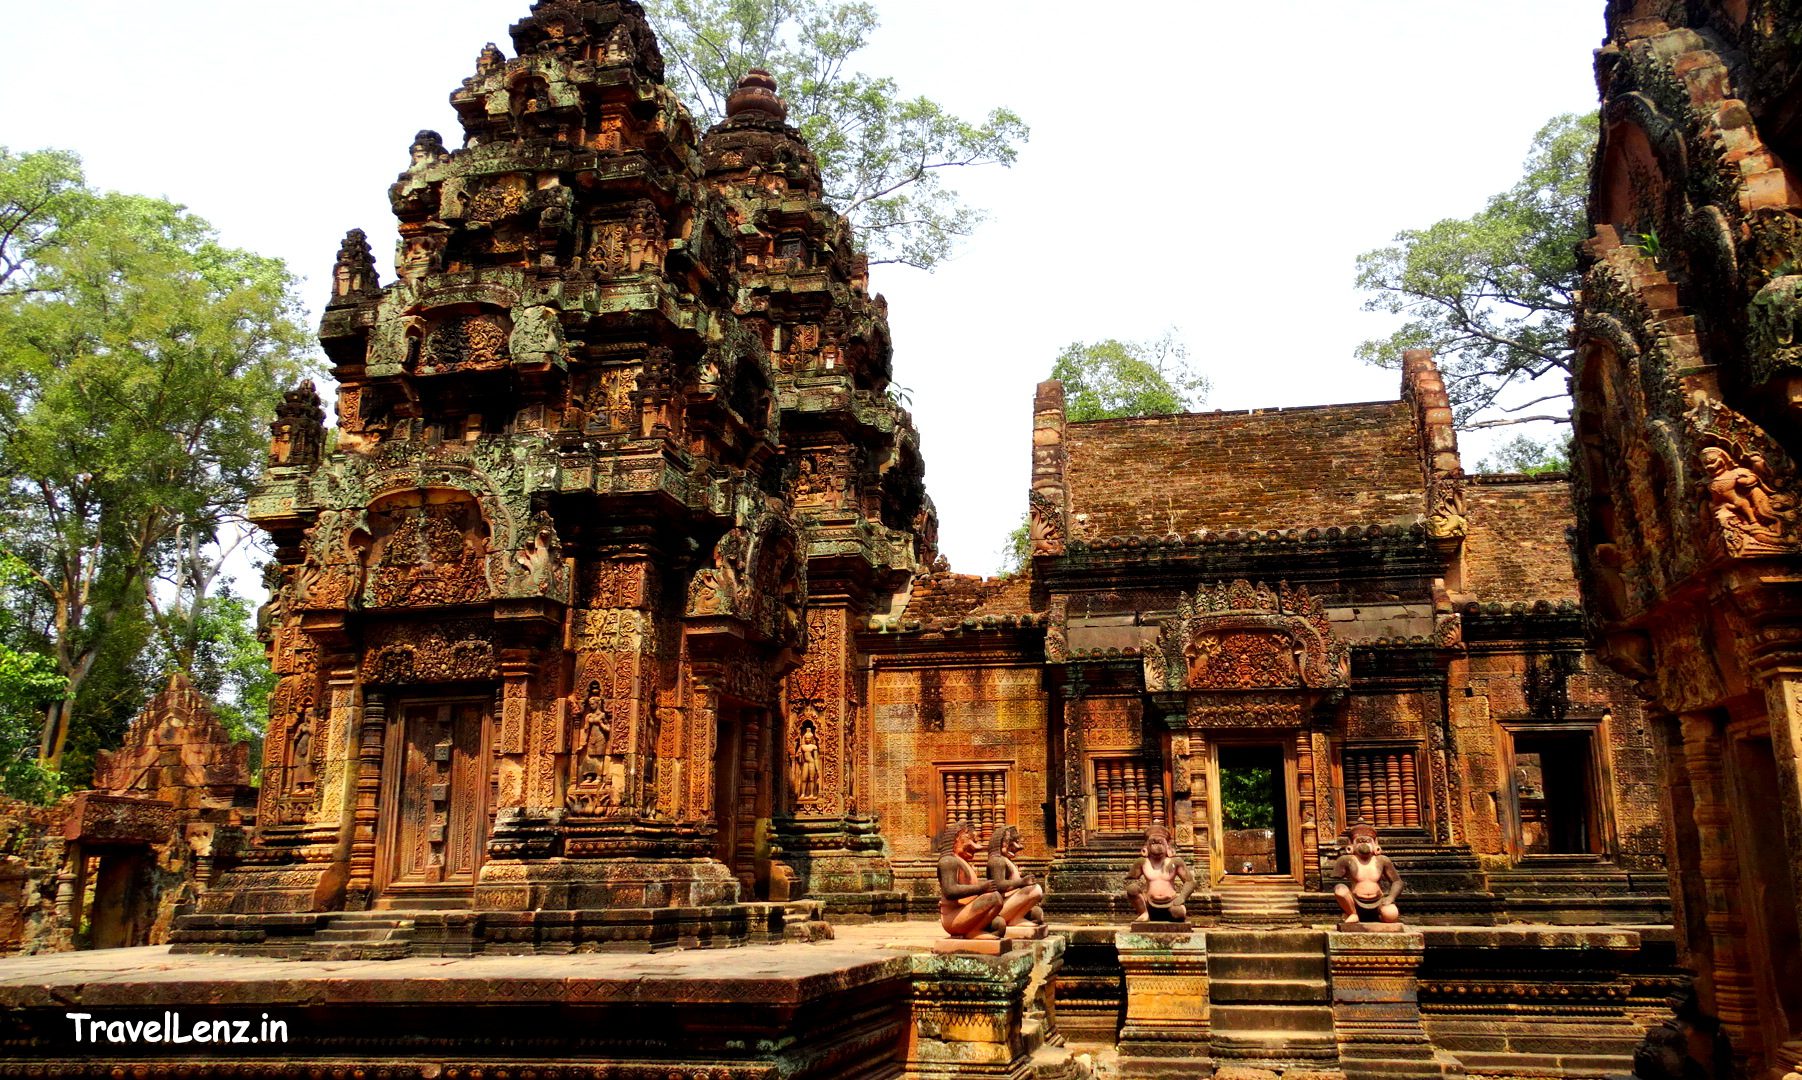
[1327,929,1456,1077]
[1678,710,1761,1063]
[341,688,384,910]
[1115,928,1210,1078]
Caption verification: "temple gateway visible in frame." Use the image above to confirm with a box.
[0,3,1798,1079]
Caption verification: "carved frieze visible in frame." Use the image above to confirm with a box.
[1146,580,1350,694]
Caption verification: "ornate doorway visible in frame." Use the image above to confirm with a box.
[1207,738,1301,884]
[380,697,489,899]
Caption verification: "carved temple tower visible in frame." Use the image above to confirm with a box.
[1572,3,1802,1075]
[192,0,924,948]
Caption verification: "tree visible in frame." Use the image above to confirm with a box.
[1354,113,1597,437]
[1049,331,1209,423]
[0,555,68,803]
[998,330,1208,573]
[644,0,1029,269]
[0,150,312,770]
[1477,433,1571,476]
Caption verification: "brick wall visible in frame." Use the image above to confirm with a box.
[1461,476,1581,603]
[868,663,1050,894]
[1064,401,1425,538]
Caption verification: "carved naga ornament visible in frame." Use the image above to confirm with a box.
[1145,579,1350,694]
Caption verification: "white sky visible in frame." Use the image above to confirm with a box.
[0,1,1606,577]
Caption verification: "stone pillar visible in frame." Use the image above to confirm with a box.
[341,688,383,910]
[1750,666,1802,1074]
[1327,929,1458,1078]
[1030,380,1068,558]
[905,938,1068,1080]
[1678,710,1762,1065]
[773,601,898,913]
[1115,929,1210,1077]
[1061,679,1088,851]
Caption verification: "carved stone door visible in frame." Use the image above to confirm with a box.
[384,698,488,892]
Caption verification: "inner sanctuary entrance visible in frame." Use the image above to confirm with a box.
[379,697,490,904]
[1212,742,1293,880]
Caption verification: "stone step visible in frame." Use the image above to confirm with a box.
[1211,1003,1337,1035]
[1210,952,1328,983]
[1210,1029,1340,1064]
[301,941,410,961]
[1208,930,1326,954]
[1209,977,1329,1004]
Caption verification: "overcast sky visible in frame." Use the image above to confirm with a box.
[0,1,1606,576]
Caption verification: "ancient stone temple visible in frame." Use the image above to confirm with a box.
[865,356,1670,925]
[1570,3,1802,1077]
[175,0,925,952]
[0,2,1726,1077]
[0,674,252,955]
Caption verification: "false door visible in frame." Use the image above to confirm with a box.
[383,698,489,892]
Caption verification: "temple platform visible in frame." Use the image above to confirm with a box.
[0,920,1679,1078]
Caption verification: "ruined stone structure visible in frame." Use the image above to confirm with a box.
[179,0,923,953]
[1570,3,1802,1077]
[0,674,252,955]
[0,1,1705,1076]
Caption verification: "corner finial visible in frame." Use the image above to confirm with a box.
[725,68,787,121]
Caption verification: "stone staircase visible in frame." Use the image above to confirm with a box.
[1213,876,1303,926]
[1207,930,1338,1069]
[1484,855,1672,924]
[301,912,418,960]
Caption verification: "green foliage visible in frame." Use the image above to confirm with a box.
[0,148,313,767]
[1219,765,1276,831]
[645,0,1029,269]
[998,514,1032,576]
[0,148,86,294]
[1355,113,1596,429]
[1049,330,1208,422]
[0,555,67,803]
[1476,433,1571,475]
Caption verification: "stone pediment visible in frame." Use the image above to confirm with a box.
[1145,579,1350,694]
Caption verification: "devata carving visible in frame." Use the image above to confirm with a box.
[789,716,822,806]
[1146,579,1349,693]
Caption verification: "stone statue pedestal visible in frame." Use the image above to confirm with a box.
[932,936,1016,955]
[1338,916,1407,933]
[1327,930,1462,1078]
[906,937,1068,1078]
[1115,929,1211,1078]
[1129,918,1191,935]
[1005,922,1047,940]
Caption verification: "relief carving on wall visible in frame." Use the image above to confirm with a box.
[685,503,805,647]
[1688,394,1801,557]
[1147,580,1350,696]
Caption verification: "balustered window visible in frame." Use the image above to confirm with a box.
[1341,747,1421,830]
[933,764,1012,841]
[1092,756,1167,833]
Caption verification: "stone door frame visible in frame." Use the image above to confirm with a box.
[1203,731,1305,887]
[374,692,494,902]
